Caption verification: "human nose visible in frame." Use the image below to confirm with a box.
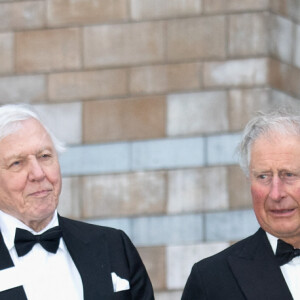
[269,176,286,201]
[28,158,45,181]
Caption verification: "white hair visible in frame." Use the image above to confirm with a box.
[237,108,300,177]
[0,104,65,153]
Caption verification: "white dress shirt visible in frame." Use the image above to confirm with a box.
[0,210,83,300]
[267,232,300,300]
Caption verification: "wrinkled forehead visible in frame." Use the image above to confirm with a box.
[0,119,54,152]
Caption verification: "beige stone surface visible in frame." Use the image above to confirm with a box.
[167,242,229,289]
[271,0,300,23]
[228,13,268,57]
[47,0,128,26]
[0,1,45,30]
[130,63,201,95]
[130,0,202,20]
[83,97,166,143]
[0,4,10,30]
[167,91,228,136]
[16,28,81,73]
[33,102,82,145]
[204,0,269,13]
[293,24,300,68]
[227,166,252,209]
[82,171,167,218]
[0,75,46,103]
[226,0,270,11]
[268,58,300,98]
[228,88,270,131]
[167,167,229,214]
[0,32,13,74]
[48,69,128,102]
[167,16,226,60]
[204,58,268,88]
[13,1,45,29]
[138,246,166,290]
[58,177,82,219]
[269,14,294,64]
[83,22,165,68]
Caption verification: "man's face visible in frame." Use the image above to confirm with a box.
[0,118,62,231]
[250,132,300,247]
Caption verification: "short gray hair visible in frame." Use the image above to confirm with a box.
[0,104,65,153]
[237,108,300,177]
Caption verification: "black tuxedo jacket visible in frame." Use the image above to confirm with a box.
[0,216,154,300]
[182,228,293,300]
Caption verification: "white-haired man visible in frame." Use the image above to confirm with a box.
[182,109,300,300]
[0,104,154,300]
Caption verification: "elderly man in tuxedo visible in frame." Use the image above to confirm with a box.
[0,104,154,300]
[182,109,300,300]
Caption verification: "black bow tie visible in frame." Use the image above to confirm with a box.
[275,239,300,266]
[14,226,62,257]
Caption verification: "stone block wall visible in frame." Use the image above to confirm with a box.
[0,0,300,298]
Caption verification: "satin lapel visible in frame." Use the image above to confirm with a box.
[228,229,293,300]
[59,217,114,300]
[0,232,27,300]
[0,232,14,270]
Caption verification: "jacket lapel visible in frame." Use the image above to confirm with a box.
[59,216,114,300]
[228,228,293,300]
[0,232,27,300]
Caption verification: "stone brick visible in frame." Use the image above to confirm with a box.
[58,177,82,219]
[269,14,294,64]
[207,133,241,166]
[168,167,229,214]
[228,88,270,131]
[131,137,205,171]
[47,0,128,26]
[0,32,13,74]
[268,58,300,98]
[166,243,229,289]
[137,246,166,290]
[229,89,300,131]
[84,22,165,68]
[167,91,228,136]
[130,63,201,95]
[59,143,130,176]
[0,75,46,103]
[130,0,202,20]
[13,1,45,29]
[155,291,182,300]
[204,58,268,88]
[33,102,82,145]
[82,171,167,218]
[0,1,45,30]
[206,210,259,241]
[167,16,226,60]
[228,13,268,57]
[226,0,269,11]
[204,0,269,13]
[16,28,81,73]
[271,0,300,23]
[293,24,300,68]
[83,97,166,143]
[227,166,252,209]
[132,214,204,246]
[0,3,12,30]
[48,69,128,102]
[269,89,300,110]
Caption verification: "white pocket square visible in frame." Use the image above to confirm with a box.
[111,272,130,292]
[0,266,23,292]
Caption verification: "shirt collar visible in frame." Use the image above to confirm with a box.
[0,210,59,251]
[266,232,277,254]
